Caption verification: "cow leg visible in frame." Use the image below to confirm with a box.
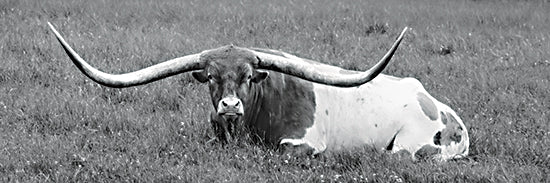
[278,142,315,157]
[389,130,443,161]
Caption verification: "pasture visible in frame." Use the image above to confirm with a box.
[1,0,549,182]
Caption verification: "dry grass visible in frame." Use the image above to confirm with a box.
[1,0,549,182]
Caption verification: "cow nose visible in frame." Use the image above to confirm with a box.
[221,100,240,107]
[217,97,244,116]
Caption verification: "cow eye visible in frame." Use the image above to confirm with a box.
[207,74,213,80]
[247,74,252,80]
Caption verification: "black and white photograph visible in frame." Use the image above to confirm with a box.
[1,0,548,182]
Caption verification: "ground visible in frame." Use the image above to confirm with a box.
[0,0,549,182]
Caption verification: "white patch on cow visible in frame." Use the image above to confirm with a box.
[279,74,469,160]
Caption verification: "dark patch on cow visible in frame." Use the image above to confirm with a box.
[441,127,462,145]
[436,112,463,146]
[325,109,329,115]
[403,104,408,108]
[417,92,438,121]
[244,71,316,143]
[374,124,378,128]
[440,111,447,124]
[433,131,441,145]
[385,131,399,151]
[414,144,441,160]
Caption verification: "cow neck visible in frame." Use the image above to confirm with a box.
[242,81,263,127]
[240,72,316,143]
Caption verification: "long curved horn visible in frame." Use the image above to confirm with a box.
[254,27,408,87]
[48,22,205,88]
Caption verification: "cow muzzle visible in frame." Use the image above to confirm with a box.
[217,97,244,122]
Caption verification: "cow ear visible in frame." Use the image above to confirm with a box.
[251,70,269,83]
[192,70,209,83]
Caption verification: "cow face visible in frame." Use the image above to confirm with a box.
[191,46,268,140]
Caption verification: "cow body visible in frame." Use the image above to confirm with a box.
[230,49,469,160]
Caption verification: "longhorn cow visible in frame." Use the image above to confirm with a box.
[48,22,469,161]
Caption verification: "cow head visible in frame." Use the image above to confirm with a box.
[47,22,407,142]
[190,46,269,140]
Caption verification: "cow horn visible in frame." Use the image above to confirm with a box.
[48,22,206,88]
[254,27,408,87]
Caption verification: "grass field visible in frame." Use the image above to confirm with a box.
[1,0,549,182]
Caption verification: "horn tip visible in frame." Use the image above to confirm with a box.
[47,21,54,29]
[47,21,58,33]
[394,27,408,42]
[400,27,408,37]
